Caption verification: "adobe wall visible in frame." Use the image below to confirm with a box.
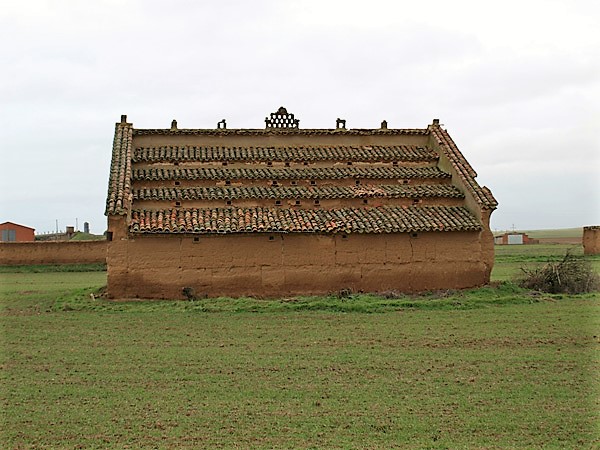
[583,226,600,255]
[107,231,492,299]
[0,241,107,265]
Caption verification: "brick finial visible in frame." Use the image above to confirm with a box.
[171,120,178,130]
[265,107,300,129]
[217,119,227,129]
[432,119,440,125]
[380,120,388,129]
[120,115,127,123]
[336,118,346,129]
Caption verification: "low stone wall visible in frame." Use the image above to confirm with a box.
[583,226,600,255]
[0,241,107,265]
[107,231,493,299]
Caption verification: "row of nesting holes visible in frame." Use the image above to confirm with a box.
[193,232,418,243]
[173,179,410,187]
[175,198,422,208]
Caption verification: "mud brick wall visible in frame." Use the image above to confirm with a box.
[107,231,491,299]
[0,241,107,265]
[583,226,600,255]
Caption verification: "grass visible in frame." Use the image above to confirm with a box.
[0,263,106,273]
[1,262,599,448]
[519,227,583,239]
[69,231,106,241]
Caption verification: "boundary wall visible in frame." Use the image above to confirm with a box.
[0,241,107,265]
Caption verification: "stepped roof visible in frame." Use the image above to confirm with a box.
[106,108,496,234]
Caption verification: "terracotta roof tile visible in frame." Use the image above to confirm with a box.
[132,166,450,182]
[132,145,438,163]
[130,206,481,234]
[430,125,498,209]
[132,184,464,201]
[105,123,133,215]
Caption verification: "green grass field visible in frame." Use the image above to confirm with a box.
[1,244,599,448]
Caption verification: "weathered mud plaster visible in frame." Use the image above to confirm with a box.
[106,232,488,299]
[0,241,106,265]
[583,226,600,255]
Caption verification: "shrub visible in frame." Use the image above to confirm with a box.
[518,251,600,294]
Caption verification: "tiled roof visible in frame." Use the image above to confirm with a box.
[106,118,496,236]
[132,145,438,163]
[132,166,451,181]
[430,124,498,209]
[105,123,133,215]
[130,206,481,234]
[132,184,464,201]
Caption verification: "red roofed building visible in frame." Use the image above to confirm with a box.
[105,109,497,299]
[0,222,35,242]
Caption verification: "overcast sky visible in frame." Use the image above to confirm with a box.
[1,0,598,234]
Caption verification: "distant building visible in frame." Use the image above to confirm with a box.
[0,221,35,242]
[583,226,600,255]
[494,232,538,245]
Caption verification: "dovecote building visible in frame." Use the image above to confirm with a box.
[105,108,497,299]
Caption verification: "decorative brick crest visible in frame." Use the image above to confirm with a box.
[265,106,300,129]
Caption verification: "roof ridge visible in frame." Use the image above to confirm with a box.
[429,125,498,210]
[105,123,133,215]
[132,128,429,137]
